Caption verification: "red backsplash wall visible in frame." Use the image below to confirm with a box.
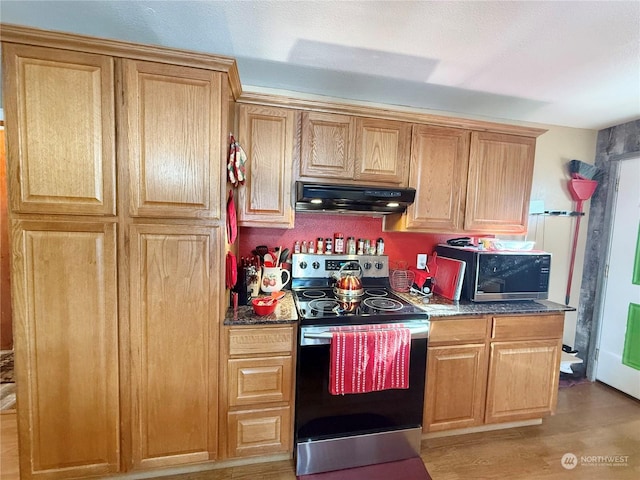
[239,213,454,268]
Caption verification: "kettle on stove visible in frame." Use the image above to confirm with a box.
[332,261,364,298]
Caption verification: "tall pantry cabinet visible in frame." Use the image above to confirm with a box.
[2,25,240,479]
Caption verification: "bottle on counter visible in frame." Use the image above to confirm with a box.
[357,238,364,255]
[316,237,324,254]
[301,240,308,253]
[294,240,301,254]
[376,238,385,255]
[364,239,371,255]
[308,240,315,253]
[325,237,333,254]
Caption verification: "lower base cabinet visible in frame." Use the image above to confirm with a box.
[424,313,564,433]
[424,344,488,431]
[221,325,296,459]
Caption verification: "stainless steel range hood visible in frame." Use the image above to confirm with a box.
[295,182,416,215]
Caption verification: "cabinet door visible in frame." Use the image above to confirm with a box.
[12,221,119,479]
[2,44,116,216]
[485,339,561,423]
[300,111,355,179]
[424,344,487,432]
[123,60,223,219]
[405,125,470,231]
[237,105,295,227]
[465,132,535,233]
[354,118,411,186]
[129,224,219,469]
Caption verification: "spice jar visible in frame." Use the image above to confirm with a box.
[316,237,324,254]
[347,237,356,255]
[376,238,385,255]
[325,237,333,254]
[308,240,315,253]
[357,238,364,255]
[334,233,344,254]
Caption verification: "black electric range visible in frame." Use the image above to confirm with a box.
[291,253,429,327]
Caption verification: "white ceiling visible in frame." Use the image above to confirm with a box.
[1,0,639,130]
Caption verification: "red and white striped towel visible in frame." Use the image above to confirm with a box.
[329,325,411,395]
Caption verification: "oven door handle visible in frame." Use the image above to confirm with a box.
[301,326,429,345]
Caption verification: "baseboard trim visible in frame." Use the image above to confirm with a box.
[109,453,292,479]
[422,418,542,439]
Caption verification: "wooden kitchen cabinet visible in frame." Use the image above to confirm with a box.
[403,125,470,231]
[128,224,220,469]
[424,317,489,432]
[122,59,223,219]
[237,104,296,228]
[299,113,410,186]
[485,314,563,423]
[11,221,120,479]
[2,43,116,216]
[464,132,536,233]
[300,111,355,180]
[354,117,411,185]
[385,128,536,234]
[424,313,564,434]
[221,326,296,459]
[3,24,239,478]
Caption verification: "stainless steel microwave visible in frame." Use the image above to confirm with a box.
[435,245,551,302]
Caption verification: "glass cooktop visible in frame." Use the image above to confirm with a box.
[293,287,429,326]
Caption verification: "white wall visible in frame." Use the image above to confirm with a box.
[527,126,598,346]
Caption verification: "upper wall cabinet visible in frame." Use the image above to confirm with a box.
[403,125,471,231]
[237,104,296,228]
[122,60,223,219]
[300,111,355,180]
[464,132,536,233]
[3,44,116,216]
[299,112,410,186]
[385,128,536,234]
[354,117,411,186]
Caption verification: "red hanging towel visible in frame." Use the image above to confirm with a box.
[329,325,411,395]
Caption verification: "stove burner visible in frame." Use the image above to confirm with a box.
[362,297,404,311]
[364,288,388,297]
[303,290,327,299]
[308,298,340,313]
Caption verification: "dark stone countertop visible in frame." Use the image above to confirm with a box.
[224,291,298,326]
[224,290,575,325]
[395,292,576,318]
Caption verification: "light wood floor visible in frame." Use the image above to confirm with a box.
[1,382,638,480]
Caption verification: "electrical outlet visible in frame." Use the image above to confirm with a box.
[417,254,427,269]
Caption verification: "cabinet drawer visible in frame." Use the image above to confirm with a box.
[492,314,564,340]
[227,406,291,458]
[429,317,489,345]
[228,326,294,356]
[228,356,292,406]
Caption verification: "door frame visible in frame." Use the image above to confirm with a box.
[588,153,640,380]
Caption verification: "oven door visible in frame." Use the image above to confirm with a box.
[295,322,428,474]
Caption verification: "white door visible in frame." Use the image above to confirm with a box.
[596,156,640,399]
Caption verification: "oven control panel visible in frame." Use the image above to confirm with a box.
[292,254,389,278]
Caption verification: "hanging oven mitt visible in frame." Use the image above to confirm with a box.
[226,189,237,244]
[234,141,247,186]
[227,134,238,186]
